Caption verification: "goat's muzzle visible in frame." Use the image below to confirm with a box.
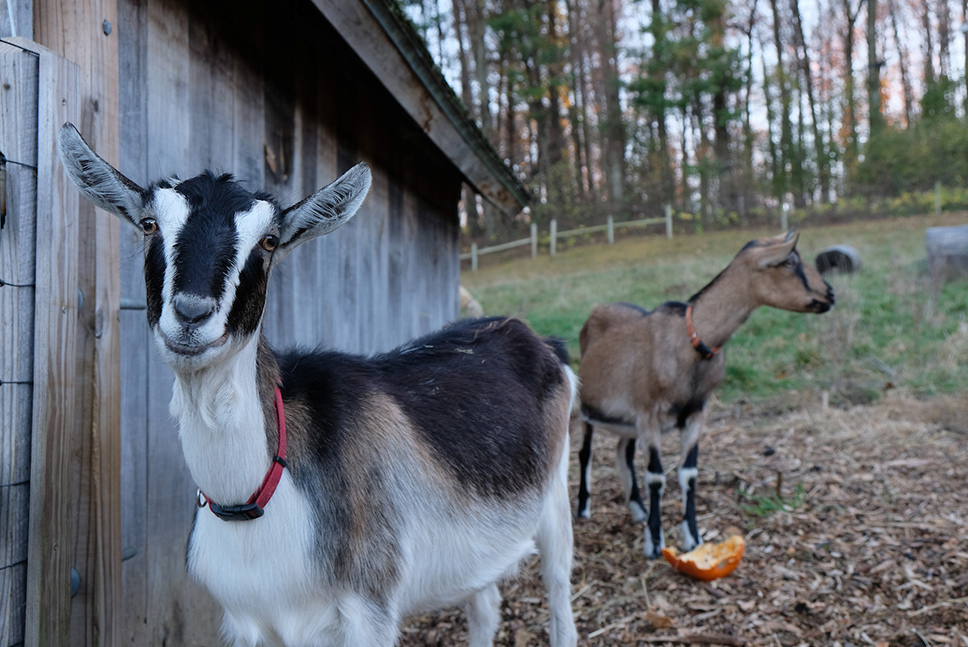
[810,283,835,313]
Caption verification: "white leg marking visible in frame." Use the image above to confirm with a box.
[678,466,701,551]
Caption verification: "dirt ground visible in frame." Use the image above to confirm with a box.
[398,393,968,647]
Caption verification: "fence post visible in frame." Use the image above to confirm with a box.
[607,215,614,245]
[664,204,673,239]
[530,223,538,258]
[549,219,557,257]
[781,203,789,232]
[470,242,478,272]
[935,181,942,214]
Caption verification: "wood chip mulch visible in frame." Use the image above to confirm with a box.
[398,393,968,647]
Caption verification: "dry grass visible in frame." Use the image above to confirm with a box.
[398,394,968,646]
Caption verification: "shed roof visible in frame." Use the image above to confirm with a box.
[310,0,529,216]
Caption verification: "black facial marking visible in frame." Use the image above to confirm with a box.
[144,234,166,327]
[226,249,270,337]
[169,172,262,300]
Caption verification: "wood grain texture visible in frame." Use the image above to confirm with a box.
[33,0,125,641]
[14,38,81,647]
[0,40,38,647]
[116,0,149,642]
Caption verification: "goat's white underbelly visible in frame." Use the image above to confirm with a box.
[394,499,542,616]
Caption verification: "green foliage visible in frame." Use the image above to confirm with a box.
[739,483,806,518]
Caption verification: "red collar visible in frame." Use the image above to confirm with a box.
[686,304,720,360]
[198,385,288,521]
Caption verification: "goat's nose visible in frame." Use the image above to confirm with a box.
[173,294,216,325]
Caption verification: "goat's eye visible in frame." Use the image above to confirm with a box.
[260,235,279,252]
[140,218,158,235]
[785,254,797,266]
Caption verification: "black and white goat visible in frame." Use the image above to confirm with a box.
[576,232,834,559]
[59,124,578,647]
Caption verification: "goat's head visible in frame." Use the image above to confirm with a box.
[737,231,835,313]
[57,123,371,370]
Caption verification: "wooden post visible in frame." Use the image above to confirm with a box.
[5,39,82,647]
[549,219,557,256]
[935,181,942,214]
[34,0,123,643]
[664,204,673,239]
[530,222,538,258]
[470,242,478,272]
[607,215,614,245]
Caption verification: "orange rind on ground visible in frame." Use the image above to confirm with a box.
[661,535,746,581]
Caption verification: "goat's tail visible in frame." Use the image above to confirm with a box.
[546,336,581,416]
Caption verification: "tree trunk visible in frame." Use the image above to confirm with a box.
[790,0,828,200]
[769,0,792,202]
[595,0,626,209]
[842,0,862,185]
[651,0,675,207]
[867,0,883,137]
[888,0,913,126]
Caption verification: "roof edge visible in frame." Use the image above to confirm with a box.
[360,0,530,214]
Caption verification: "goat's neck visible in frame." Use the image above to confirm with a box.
[688,269,759,351]
[169,331,280,504]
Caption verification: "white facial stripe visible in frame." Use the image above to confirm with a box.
[216,200,276,315]
[152,187,191,311]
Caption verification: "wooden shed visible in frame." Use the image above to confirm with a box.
[0,1,526,645]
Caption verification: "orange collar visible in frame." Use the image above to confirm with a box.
[686,304,720,360]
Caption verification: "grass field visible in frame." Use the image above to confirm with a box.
[462,213,968,407]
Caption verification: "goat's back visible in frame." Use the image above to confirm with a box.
[578,302,725,415]
[277,316,571,500]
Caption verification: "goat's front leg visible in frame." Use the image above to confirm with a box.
[678,413,705,551]
[615,436,647,523]
[463,583,501,647]
[640,423,665,559]
[335,596,399,647]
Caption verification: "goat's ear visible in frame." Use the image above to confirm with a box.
[756,231,799,268]
[57,123,145,226]
[276,162,371,257]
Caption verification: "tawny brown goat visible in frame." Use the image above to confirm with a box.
[576,232,834,559]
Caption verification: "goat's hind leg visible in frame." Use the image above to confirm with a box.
[678,416,704,551]
[615,436,647,523]
[642,429,666,560]
[576,422,594,519]
[537,437,578,647]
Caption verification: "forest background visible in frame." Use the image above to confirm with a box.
[399,0,968,246]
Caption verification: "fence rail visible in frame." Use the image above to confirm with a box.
[460,207,674,271]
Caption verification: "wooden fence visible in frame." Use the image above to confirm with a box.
[0,37,81,647]
[461,205,674,271]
